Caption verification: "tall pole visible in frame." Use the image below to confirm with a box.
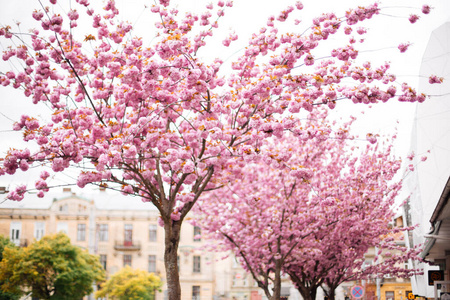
[88,199,97,300]
[375,247,381,300]
[376,278,381,300]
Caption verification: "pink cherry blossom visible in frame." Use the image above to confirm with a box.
[40,170,50,179]
[429,75,444,84]
[32,10,44,21]
[366,133,377,144]
[409,14,419,23]
[398,42,410,53]
[295,1,303,10]
[422,5,431,14]
[7,185,27,201]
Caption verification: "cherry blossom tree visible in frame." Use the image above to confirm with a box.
[194,111,423,300]
[194,109,347,299]
[283,140,425,300]
[0,0,437,298]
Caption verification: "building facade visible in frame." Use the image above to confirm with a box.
[0,188,268,300]
[406,20,450,299]
[0,189,218,299]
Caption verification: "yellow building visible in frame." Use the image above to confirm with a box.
[0,188,219,300]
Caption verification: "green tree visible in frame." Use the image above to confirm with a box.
[0,233,105,300]
[96,266,162,300]
[0,236,22,300]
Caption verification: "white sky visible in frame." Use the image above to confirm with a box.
[0,0,449,192]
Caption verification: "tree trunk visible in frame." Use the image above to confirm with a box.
[164,220,181,300]
[288,274,319,300]
[271,258,282,300]
[296,286,318,300]
[323,282,338,300]
[328,287,336,300]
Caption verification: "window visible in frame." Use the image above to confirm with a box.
[10,222,21,246]
[233,256,240,268]
[193,256,201,273]
[243,275,248,286]
[124,224,133,246]
[386,291,395,300]
[148,255,156,273]
[34,222,45,241]
[193,226,201,242]
[77,224,86,241]
[98,224,108,242]
[57,222,68,234]
[100,255,107,270]
[59,204,68,212]
[149,224,157,242]
[192,286,200,300]
[123,254,132,267]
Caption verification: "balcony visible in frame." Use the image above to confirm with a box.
[114,240,141,251]
[12,239,28,247]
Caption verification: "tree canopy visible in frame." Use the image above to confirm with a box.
[96,266,162,300]
[0,233,105,300]
[0,236,21,300]
[195,110,422,300]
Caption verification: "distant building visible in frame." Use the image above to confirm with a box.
[406,20,450,299]
[0,188,265,300]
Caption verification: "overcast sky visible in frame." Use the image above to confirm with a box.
[0,0,449,193]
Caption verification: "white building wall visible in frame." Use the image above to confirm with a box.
[407,21,450,298]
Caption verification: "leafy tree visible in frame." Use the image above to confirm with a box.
[0,0,439,299]
[96,266,162,300]
[0,236,22,300]
[0,236,16,261]
[195,111,422,300]
[0,233,105,300]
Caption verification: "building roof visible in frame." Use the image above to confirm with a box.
[420,176,450,260]
[430,176,450,223]
[0,189,158,211]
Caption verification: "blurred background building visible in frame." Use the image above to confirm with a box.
[0,188,269,300]
[406,20,450,300]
